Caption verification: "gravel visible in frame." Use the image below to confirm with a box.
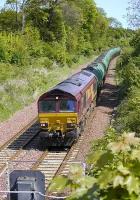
[9,150,43,171]
[0,101,37,147]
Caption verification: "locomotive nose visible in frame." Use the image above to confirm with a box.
[39,113,78,135]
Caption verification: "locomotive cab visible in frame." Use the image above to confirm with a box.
[38,91,78,139]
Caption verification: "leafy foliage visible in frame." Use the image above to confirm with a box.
[0,27,43,64]
[0,10,21,31]
[49,164,96,200]
[49,132,140,199]
[115,30,140,134]
[114,88,140,133]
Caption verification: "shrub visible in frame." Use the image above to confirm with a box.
[0,45,6,61]
[23,26,44,57]
[43,42,66,65]
[0,32,28,65]
[114,88,140,134]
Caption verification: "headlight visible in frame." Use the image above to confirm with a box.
[67,123,75,128]
[41,123,48,127]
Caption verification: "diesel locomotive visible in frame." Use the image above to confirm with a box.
[38,47,121,143]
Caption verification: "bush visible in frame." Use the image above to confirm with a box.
[23,26,44,57]
[114,88,140,134]
[0,27,45,65]
[115,32,140,134]
[43,42,66,65]
[0,32,28,65]
[122,60,140,89]
[0,45,6,61]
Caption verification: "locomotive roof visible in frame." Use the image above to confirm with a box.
[39,70,96,100]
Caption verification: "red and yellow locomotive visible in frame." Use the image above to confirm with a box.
[38,70,97,141]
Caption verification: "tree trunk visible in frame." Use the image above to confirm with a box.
[16,0,18,29]
[21,0,26,33]
[22,12,25,33]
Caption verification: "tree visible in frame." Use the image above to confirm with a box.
[6,0,27,32]
[5,0,19,29]
[97,7,107,17]
[0,9,21,31]
[127,0,140,28]
[109,17,122,28]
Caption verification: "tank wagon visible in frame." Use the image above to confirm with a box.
[38,47,121,143]
[84,47,121,93]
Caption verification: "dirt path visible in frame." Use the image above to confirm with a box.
[76,58,120,162]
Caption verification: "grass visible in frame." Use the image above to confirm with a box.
[0,54,96,122]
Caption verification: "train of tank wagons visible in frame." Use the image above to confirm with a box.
[37,47,121,145]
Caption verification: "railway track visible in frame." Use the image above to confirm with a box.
[58,135,84,176]
[32,151,67,187]
[29,135,84,198]
[0,115,84,192]
[30,109,96,194]
[0,108,96,200]
[0,118,40,172]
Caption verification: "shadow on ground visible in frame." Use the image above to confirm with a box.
[97,82,120,109]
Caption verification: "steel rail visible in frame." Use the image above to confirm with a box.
[0,117,38,151]
[0,117,40,173]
